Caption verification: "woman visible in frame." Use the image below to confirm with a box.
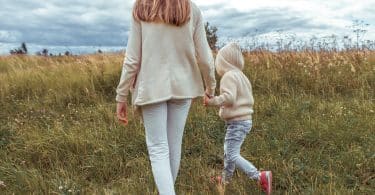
[115,0,216,194]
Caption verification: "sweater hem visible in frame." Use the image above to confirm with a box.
[134,95,203,106]
[222,115,252,122]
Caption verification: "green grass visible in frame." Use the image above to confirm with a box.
[0,51,374,194]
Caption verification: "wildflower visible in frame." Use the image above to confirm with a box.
[59,185,63,190]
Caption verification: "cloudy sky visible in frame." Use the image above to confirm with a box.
[0,0,374,54]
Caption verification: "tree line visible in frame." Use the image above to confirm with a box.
[9,43,74,56]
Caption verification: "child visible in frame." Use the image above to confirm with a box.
[204,43,272,194]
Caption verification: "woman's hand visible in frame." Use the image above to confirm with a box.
[116,102,128,126]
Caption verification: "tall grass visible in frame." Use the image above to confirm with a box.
[0,51,374,194]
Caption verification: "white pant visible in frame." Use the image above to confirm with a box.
[141,99,192,195]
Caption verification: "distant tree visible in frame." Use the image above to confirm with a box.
[42,49,48,56]
[65,51,71,56]
[10,49,23,55]
[21,42,28,54]
[98,49,103,54]
[36,51,42,56]
[9,42,28,55]
[204,22,218,50]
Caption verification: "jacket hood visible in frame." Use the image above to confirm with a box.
[215,42,244,76]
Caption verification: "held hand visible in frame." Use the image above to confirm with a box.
[205,89,213,98]
[116,102,128,126]
[203,93,213,106]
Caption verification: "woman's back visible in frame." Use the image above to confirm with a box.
[117,1,216,106]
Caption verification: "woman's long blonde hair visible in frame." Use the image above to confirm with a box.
[133,0,191,26]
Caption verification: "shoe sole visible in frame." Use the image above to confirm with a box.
[266,171,272,195]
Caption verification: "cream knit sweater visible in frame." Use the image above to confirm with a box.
[207,43,254,121]
[116,2,216,108]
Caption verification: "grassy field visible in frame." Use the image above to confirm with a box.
[0,51,374,194]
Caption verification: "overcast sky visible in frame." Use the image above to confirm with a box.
[0,0,374,53]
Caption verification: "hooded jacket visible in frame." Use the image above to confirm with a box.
[207,42,254,121]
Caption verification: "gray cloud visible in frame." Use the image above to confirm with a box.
[0,0,132,46]
[204,7,329,36]
[203,6,371,39]
[0,0,374,52]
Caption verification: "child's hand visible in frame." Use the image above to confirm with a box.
[203,93,212,106]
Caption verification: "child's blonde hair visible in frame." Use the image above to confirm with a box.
[133,0,191,26]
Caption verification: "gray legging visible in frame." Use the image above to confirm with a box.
[141,99,192,195]
[223,120,260,182]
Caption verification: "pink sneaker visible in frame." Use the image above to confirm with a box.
[259,171,272,195]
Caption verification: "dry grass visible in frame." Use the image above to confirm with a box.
[0,51,374,194]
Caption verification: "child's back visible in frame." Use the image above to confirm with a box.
[206,42,254,121]
[218,71,254,121]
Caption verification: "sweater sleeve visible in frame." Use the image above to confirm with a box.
[207,73,237,107]
[116,17,142,102]
[193,8,216,96]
